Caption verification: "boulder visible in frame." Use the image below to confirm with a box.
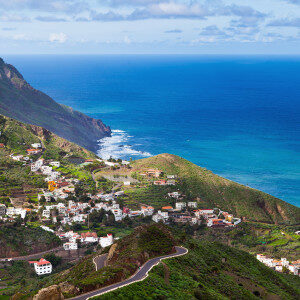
[33,285,64,300]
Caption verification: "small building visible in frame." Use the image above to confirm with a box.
[123,181,131,186]
[81,232,98,243]
[29,258,52,276]
[141,206,154,216]
[26,149,41,155]
[63,242,78,250]
[168,192,181,199]
[0,204,6,216]
[31,143,42,149]
[187,202,197,208]
[207,219,226,227]
[42,210,51,219]
[154,180,167,185]
[166,180,176,185]
[99,234,114,248]
[162,206,173,211]
[175,202,186,210]
[152,210,169,223]
[146,169,162,178]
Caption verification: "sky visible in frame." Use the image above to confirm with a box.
[0,0,300,54]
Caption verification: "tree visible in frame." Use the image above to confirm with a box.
[44,253,62,268]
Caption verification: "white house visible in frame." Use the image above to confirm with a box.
[6,207,26,219]
[11,155,23,161]
[123,181,131,186]
[112,208,123,221]
[168,192,181,199]
[188,202,197,208]
[99,234,114,248]
[40,225,54,233]
[41,166,53,175]
[42,210,51,219]
[141,206,154,216]
[31,143,42,149]
[152,210,169,223]
[81,232,98,243]
[63,242,78,250]
[29,258,52,276]
[175,202,186,210]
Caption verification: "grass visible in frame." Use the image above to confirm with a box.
[131,154,300,225]
[93,237,300,300]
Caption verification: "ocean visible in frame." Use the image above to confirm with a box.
[4,55,300,207]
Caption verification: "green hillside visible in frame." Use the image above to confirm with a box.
[132,154,300,225]
[95,237,300,300]
[0,114,97,160]
[0,58,110,152]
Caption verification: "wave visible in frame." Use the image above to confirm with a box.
[97,129,152,160]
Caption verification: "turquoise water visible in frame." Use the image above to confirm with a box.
[4,55,300,206]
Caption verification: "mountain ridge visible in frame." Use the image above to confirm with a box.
[0,57,111,152]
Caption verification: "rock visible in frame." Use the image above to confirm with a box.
[59,282,79,295]
[33,285,64,300]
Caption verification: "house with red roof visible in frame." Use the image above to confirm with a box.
[29,258,52,275]
[81,231,98,243]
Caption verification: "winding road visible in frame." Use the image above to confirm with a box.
[71,246,188,300]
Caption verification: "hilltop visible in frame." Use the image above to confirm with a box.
[0,58,111,152]
[131,154,300,225]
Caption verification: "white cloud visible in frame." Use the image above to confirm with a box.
[49,32,67,43]
[124,35,131,44]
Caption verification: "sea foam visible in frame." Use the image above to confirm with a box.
[97,129,152,160]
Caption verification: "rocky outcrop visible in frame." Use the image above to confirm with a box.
[33,285,64,300]
[59,282,79,295]
[0,57,111,152]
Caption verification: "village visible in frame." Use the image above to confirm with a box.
[2,143,299,279]
[256,254,300,276]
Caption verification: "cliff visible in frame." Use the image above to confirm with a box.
[0,58,111,152]
[0,114,98,159]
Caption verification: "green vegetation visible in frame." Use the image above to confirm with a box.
[0,224,61,258]
[18,224,176,298]
[132,154,300,225]
[94,237,300,300]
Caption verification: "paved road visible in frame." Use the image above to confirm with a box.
[71,246,188,300]
[0,246,63,262]
[93,254,108,271]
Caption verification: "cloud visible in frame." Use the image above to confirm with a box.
[268,18,300,27]
[104,0,162,6]
[164,29,182,33]
[2,27,16,31]
[89,10,124,21]
[49,32,67,43]
[200,25,229,37]
[285,0,300,4]
[0,13,30,22]
[128,2,212,20]
[123,35,131,44]
[36,16,67,22]
[0,0,90,13]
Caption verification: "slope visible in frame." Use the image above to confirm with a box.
[131,154,300,225]
[0,58,110,152]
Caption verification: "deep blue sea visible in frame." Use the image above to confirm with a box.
[4,55,300,206]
